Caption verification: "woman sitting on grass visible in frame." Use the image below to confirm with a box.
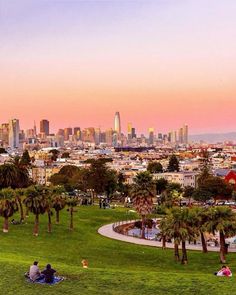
[215,266,232,277]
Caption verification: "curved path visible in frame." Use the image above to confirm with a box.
[98,222,236,253]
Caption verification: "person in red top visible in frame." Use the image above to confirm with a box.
[215,265,232,277]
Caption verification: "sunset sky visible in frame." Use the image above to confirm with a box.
[1,0,236,134]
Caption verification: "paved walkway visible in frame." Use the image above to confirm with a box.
[98,222,236,253]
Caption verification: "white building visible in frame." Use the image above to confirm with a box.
[153,171,197,188]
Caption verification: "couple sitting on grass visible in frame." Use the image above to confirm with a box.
[215,265,232,277]
[29,261,56,283]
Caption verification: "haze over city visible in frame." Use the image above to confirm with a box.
[1,0,236,134]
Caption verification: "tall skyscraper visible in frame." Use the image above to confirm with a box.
[40,119,49,135]
[114,112,121,136]
[131,127,136,139]
[9,119,20,149]
[183,124,188,144]
[148,127,154,145]
[64,127,73,141]
[178,127,184,143]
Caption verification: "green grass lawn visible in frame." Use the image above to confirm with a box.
[0,206,235,295]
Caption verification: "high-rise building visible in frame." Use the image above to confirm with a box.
[57,129,65,137]
[0,123,9,146]
[64,127,73,141]
[40,120,49,135]
[105,128,113,146]
[148,127,154,145]
[178,127,184,143]
[9,119,20,149]
[183,124,188,144]
[95,128,101,145]
[74,127,80,136]
[131,127,136,139]
[114,112,121,137]
[127,122,132,140]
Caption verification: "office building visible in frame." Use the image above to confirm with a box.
[40,120,49,135]
[9,119,20,149]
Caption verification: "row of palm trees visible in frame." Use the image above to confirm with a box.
[159,206,236,264]
[0,185,78,236]
[131,171,236,264]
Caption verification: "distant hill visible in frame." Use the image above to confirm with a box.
[189,132,236,143]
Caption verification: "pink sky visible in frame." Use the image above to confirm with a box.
[1,0,236,134]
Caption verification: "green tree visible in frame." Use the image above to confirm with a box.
[156,178,168,195]
[205,206,236,263]
[49,149,60,161]
[0,188,18,233]
[66,196,78,230]
[21,150,31,167]
[147,162,163,173]
[163,207,197,264]
[0,148,7,154]
[0,164,18,189]
[192,207,209,253]
[51,186,66,224]
[167,155,179,172]
[15,188,26,222]
[183,186,195,206]
[23,186,47,236]
[131,171,156,239]
[61,152,70,159]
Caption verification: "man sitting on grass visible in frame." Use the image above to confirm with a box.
[41,264,56,283]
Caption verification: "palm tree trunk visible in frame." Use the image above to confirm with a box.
[219,230,226,263]
[162,235,166,250]
[33,214,39,236]
[200,231,208,253]
[141,215,145,239]
[48,211,52,233]
[56,210,60,224]
[3,217,9,233]
[18,198,24,222]
[174,242,180,261]
[25,207,29,218]
[69,207,73,230]
[181,240,188,264]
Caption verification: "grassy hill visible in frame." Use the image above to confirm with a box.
[0,206,235,295]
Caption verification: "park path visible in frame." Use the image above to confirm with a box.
[98,222,236,253]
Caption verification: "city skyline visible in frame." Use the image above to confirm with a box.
[1,0,236,134]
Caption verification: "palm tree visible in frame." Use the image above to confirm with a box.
[51,186,66,224]
[161,207,197,264]
[23,186,47,236]
[43,187,53,233]
[14,188,25,222]
[131,171,156,239]
[192,207,209,253]
[66,196,78,230]
[8,156,30,188]
[159,210,181,261]
[0,164,18,188]
[0,188,18,232]
[205,206,236,263]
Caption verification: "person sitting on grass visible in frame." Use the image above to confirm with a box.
[29,261,44,282]
[215,265,232,277]
[41,264,56,283]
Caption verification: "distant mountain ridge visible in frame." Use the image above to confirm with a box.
[189,132,236,143]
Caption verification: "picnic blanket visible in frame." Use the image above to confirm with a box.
[26,276,64,285]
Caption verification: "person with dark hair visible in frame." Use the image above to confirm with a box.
[41,264,56,283]
[29,261,44,282]
[215,265,232,277]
